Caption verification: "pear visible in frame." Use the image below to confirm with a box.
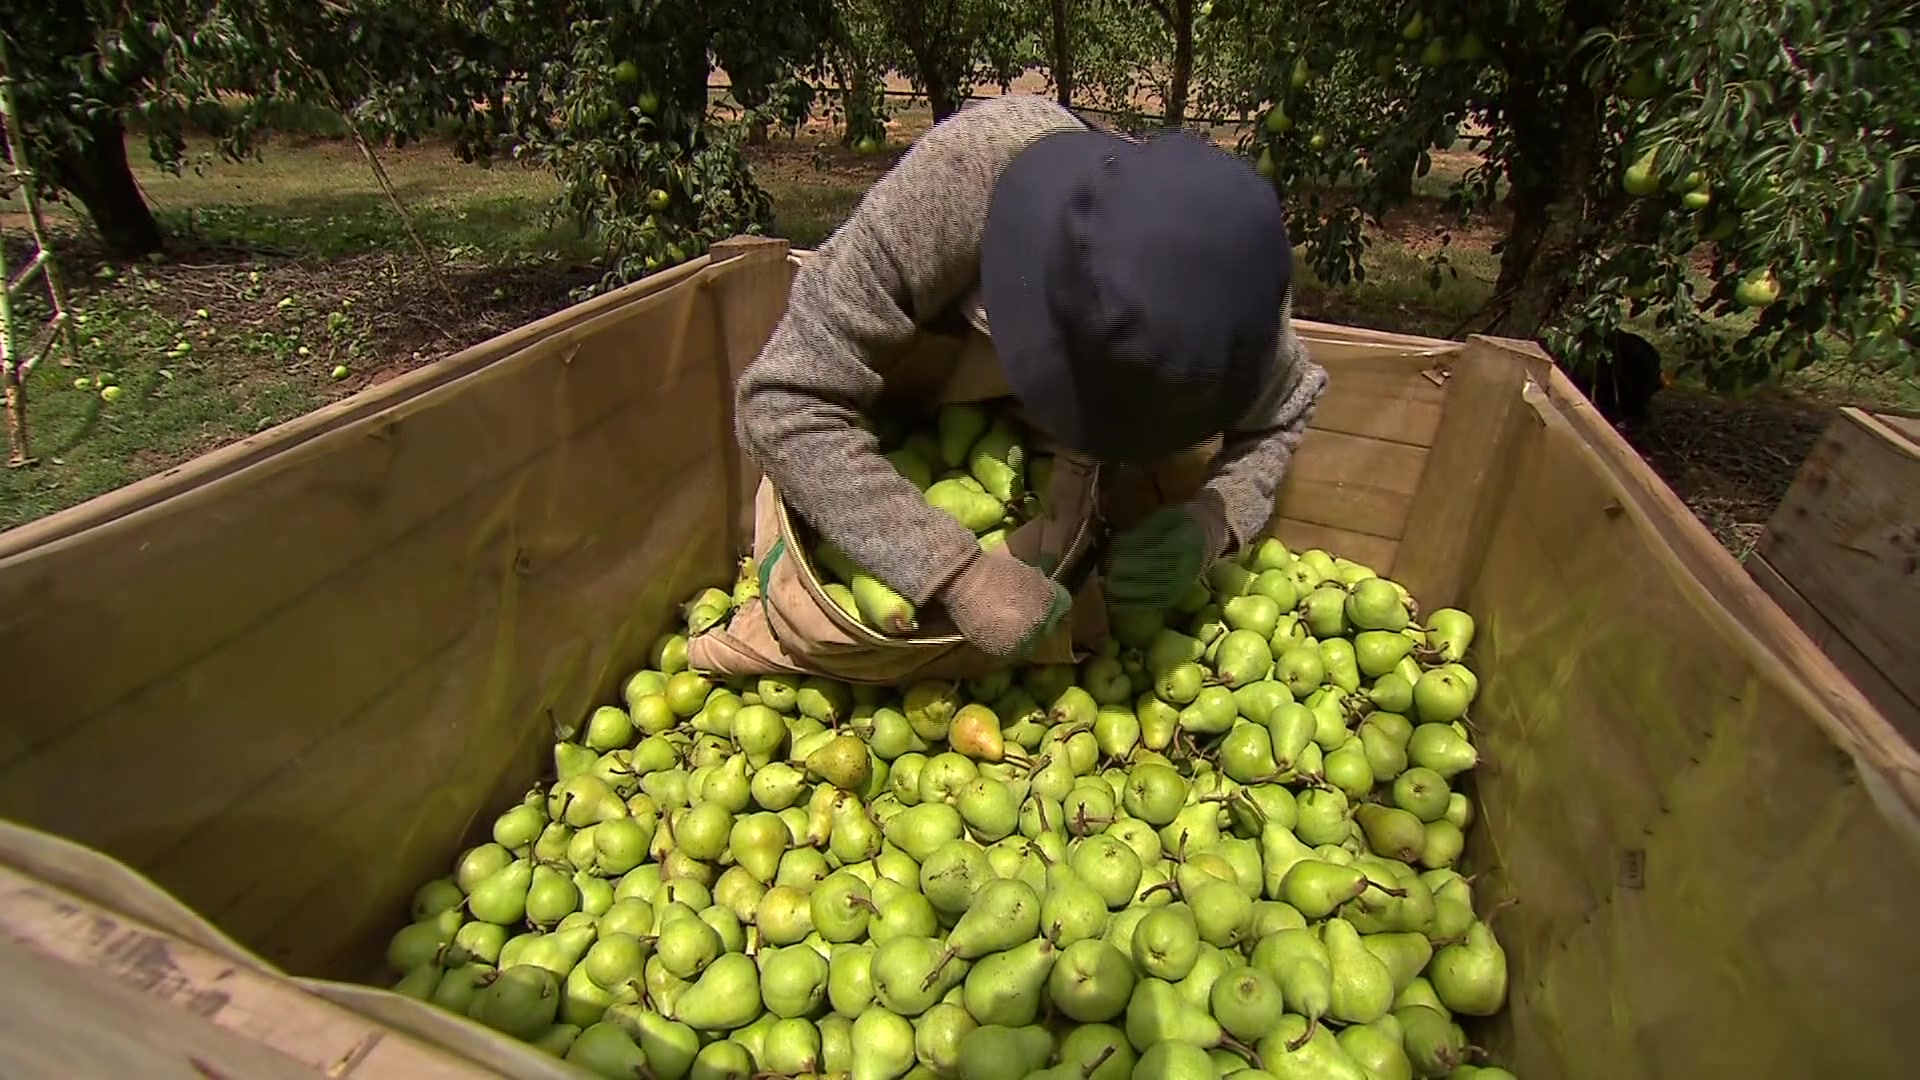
[829,943,878,1017]
[757,884,816,945]
[386,907,462,974]
[1135,1042,1219,1080]
[941,878,1042,967]
[762,1017,823,1074]
[1410,671,1473,726]
[691,1040,753,1080]
[807,734,876,792]
[1058,1023,1135,1080]
[1293,788,1352,847]
[957,1024,1055,1080]
[1429,920,1507,1016]
[1070,834,1143,909]
[1358,932,1432,996]
[454,921,508,966]
[852,573,920,635]
[1123,977,1223,1052]
[1421,819,1465,869]
[470,965,561,1041]
[961,937,1056,1026]
[761,943,831,1018]
[1265,703,1316,775]
[1319,639,1362,693]
[926,478,1005,533]
[583,932,650,992]
[457,843,517,893]
[1355,803,1428,864]
[1047,938,1135,1023]
[1176,685,1239,736]
[530,1023,581,1058]
[868,878,940,943]
[672,952,761,1031]
[1353,630,1417,679]
[920,752,980,805]
[887,447,936,491]
[911,1000,978,1077]
[812,871,878,943]
[1209,965,1285,1043]
[1394,1004,1468,1077]
[873,935,958,1016]
[955,776,1021,842]
[936,403,990,468]
[1255,1014,1368,1080]
[1423,608,1476,662]
[554,742,599,785]
[1344,578,1409,632]
[1321,917,1393,1025]
[1322,737,1375,800]
[1299,585,1350,638]
[919,839,994,918]
[1406,722,1478,777]
[903,681,961,741]
[1040,848,1112,946]
[566,1021,650,1076]
[1275,645,1326,699]
[1128,907,1201,981]
[1335,1018,1412,1080]
[1119,762,1188,826]
[968,415,1026,503]
[467,858,535,926]
[1280,860,1388,920]
[728,812,790,884]
[429,963,493,1015]
[796,676,853,724]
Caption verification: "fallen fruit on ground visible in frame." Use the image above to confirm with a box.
[380,538,1517,1080]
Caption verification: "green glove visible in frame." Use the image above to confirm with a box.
[1106,503,1229,612]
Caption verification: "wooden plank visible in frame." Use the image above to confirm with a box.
[1880,411,1920,443]
[0,280,718,755]
[1754,407,1920,725]
[1276,428,1428,540]
[1302,351,1448,447]
[0,254,716,559]
[1270,518,1399,572]
[1391,335,1550,609]
[1748,553,1920,745]
[0,862,497,1079]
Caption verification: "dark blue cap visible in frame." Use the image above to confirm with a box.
[980,126,1292,464]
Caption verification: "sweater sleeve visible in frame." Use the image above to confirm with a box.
[1200,294,1329,550]
[735,96,1088,607]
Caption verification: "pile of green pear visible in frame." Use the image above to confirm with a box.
[382,537,1517,1080]
[822,401,1055,635]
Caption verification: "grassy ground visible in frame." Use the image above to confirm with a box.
[3,106,1913,552]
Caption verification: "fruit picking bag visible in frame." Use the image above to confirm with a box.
[688,305,1114,684]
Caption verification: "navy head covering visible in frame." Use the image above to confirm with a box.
[980,125,1292,464]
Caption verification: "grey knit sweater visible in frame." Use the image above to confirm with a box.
[736,95,1329,608]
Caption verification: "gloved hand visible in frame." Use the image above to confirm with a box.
[1105,501,1230,612]
[939,549,1072,658]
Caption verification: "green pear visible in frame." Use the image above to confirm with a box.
[1423,608,1476,662]
[1135,1042,1219,1080]
[756,884,815,946]
[958,937,1055,1027]
[1129,907,1201,981]
[530,1022,581,1058]
[386,908,463,973]
[868,878,940,943]
[829,943,878,1017]
[1429,920,1507,1016]
[1336,1018,1412,1080]
[912,1001,978,1078]
[1122,976,1222,1051]
[457,842,517,893]
[1395,1004,1468,1077]
[1209,965,1285,1042]
[762,1017,823,1074]
[761,943,831,1018]
[941,878,1042,967]
[1045,938,1134,1023]
[957,1024,1053,1080]
[673,952,761,1031]
[873,935,959,1016]
[812,870,878,943]
[691,1039,754,1080]
[1354,803,1427,864]
[1056,1023,1134,1080]
[466,858,535,926]
[566,1020,650,1076]
[1254,1014,1368,1080]
[851,1007,918,1080]
[469,965,561,1041]
[1406,722,1478,776]
[1322,918,1393,1025]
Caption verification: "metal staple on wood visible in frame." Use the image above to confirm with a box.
[0,35,83,468]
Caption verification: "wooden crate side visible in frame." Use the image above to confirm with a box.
[1747,551,1920,744]
[0,861,504,1079]
[0,251,788,979]
[1753,408,1920,733]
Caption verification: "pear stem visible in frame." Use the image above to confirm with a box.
[922,949,956,990]
[1483,896,1520,924]
[1284,1014,1319,1052]
[849,896,880,914]
[1363,881,1408,898]
[1078,1045,1118,1078]
[1138,880,1181,902]
[1218,1034,1264,1071]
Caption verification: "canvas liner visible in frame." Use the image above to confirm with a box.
[0,236,1915,1078]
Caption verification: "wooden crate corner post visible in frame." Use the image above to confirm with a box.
[705,236,792,557]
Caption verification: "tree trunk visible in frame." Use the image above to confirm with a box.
[1164,0,1195,128]
[1483,74,1604,339]
[925,80,963,121]
[49,112,162,258]
[1049,0,1074,108]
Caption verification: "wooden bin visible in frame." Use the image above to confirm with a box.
[1748,408,1920,744]
[0,236,1915,1078]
